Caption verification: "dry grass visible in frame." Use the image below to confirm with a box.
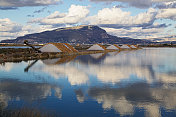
[0,107,56,117]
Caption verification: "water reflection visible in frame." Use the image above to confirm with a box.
[0,48,176,116]
[0,79,62,109]
[88,82,176,117]
[0,62,14,72]
[42,55,77,65]
[75,89,85,103]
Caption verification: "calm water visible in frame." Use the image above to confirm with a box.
[0,48,176,117]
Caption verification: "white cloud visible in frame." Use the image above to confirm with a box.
[27,5,175,40]
[0,18,55,41]
[1,4,175,41]
[0,18,28,40]
[46,11,66,19]
[91,8,131,25]
[102,26,167,39]
[0,18,22,32]
[156,8,176,20]
[86,7,157,29]
[30,5,89,26]
[85,7,175,39]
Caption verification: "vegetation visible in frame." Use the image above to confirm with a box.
[0,107,56,117]
[0,43,42,47]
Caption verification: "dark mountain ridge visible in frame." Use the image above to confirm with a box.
[1,25,152,44]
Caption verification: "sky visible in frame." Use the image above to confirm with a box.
[0,0,176,42]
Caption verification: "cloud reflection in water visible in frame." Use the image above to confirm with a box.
[0,48,176,116]
[0,79,62,109]
[88,83,176,117]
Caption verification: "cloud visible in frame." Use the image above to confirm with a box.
[78,6,174,39]
[1,4,175,41]
[0,0,61,8]
[29,5,89,27]
[142,23,168,29]
[26,7,48,18]
[84,6,175,39]
[156,8,176,20]
[113,4,126,8]
[156,1,176,9]
[89,0,176,8]
[33,7,47,13]
[27,15,34,17]
[26,5,175,40]
[0,7,17,10]
[90,0,153,8]
[86,7,157,29]
[0,18,22,33]
[102,24,168,39]
[0,18,23,40]
[0,18,54,41]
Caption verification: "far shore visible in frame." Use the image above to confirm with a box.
[0,47,139,63]
[0,43,176,47]
[0,43,175,63]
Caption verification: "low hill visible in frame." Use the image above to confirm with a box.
[1,25,152,44]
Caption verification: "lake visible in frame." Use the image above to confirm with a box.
[0,48,176,117]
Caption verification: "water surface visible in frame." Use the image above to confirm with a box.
[0,48,176,117]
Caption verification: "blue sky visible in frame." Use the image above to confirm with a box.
[0,0,176,42]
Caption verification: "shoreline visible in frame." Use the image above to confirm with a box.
[0,48,139,63]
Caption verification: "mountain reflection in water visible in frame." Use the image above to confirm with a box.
[0,48,176,117]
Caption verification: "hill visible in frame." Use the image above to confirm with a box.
[1,25,152,44]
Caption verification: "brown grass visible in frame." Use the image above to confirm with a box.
[0,107,57,117]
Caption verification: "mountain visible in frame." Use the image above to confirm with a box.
[1,25,152,44]
[150,35,176,43]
